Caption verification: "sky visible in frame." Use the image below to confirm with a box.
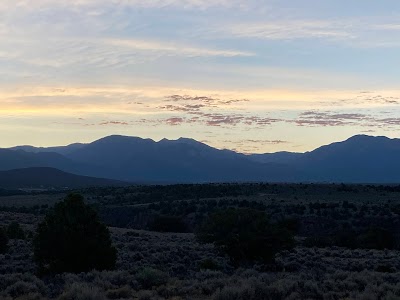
[1,0,400,153]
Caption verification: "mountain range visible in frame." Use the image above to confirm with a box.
[1,134,400,186]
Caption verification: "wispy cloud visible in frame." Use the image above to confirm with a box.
[98,120,130,126]
[2,86,400,116]
[1,37,252,72]
[293,110,400,130]
[107,38,253,58]
[224,20,354,41]
[372,24,400,31]
[211,18,400,48]
[0,0,247,11]
[165,117,185,126]
[322,92,400,108]
[294,111,368,127]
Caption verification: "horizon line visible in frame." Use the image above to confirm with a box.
[3,133,396,155]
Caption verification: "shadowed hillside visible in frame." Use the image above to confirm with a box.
[0,167,128,189]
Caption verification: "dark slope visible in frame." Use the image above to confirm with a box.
[0,149,73,171]
[0,167,128,189]
[65,135,295,182]
[0,148,98,176]
[247,135,400,183]
[295,135,400,182]
[247,151,303,164]
[11,143,86,156]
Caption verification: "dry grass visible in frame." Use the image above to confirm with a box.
[2,182,400,299]
[1,210,400,299]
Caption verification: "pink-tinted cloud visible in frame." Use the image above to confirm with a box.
[165,117,185,126]
[99,121,130,126]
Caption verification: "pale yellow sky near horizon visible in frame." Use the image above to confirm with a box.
[1,1,400,152]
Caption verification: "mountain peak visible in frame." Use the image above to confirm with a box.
[95,135,136,142]
[177,137,203,144]
[346,134,392,142]
[92,135,154,145]
[347,134,370,140]
[157,137,208,147]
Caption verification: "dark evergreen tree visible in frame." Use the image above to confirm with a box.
[33,193,117,274]
[0,227,8,254]
[196,208,294,265]
[357,227,395,250]
[149,215,188,233]
[7,222,25,240]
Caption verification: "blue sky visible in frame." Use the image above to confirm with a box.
[1,0,400,153]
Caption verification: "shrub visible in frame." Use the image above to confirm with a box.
[148,215,188,233]
[199,258,220,271]
[7,222,26,240]
[58,283,106,300]
[105,286,132,299]
[136,267,169,289]
[196,208,294,265]
[5,281,40,298]
[212,284,256,300]
[303,236,332,248]
[13,293,45,300]
[376,265,395,273]
[333,229,358,249]
[357,227,395,250]
[0,226,8,254]
[304,227,395,250]
[277,218,300,234]
[136,290,154,300]
[33,193,117,274]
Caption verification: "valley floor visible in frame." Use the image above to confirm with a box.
[1,211,400,300]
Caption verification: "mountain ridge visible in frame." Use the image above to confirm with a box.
[2,134,400,184]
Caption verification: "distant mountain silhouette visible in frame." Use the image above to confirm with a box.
[63,135,292,182]
[295,135,400,182]
[0,148,98,176]
[247,151,303,164]
[11,143,85,155]
[249,135,400,182]
[0,167,128,189]
[0,149,73,171]
[3,134,400,183]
